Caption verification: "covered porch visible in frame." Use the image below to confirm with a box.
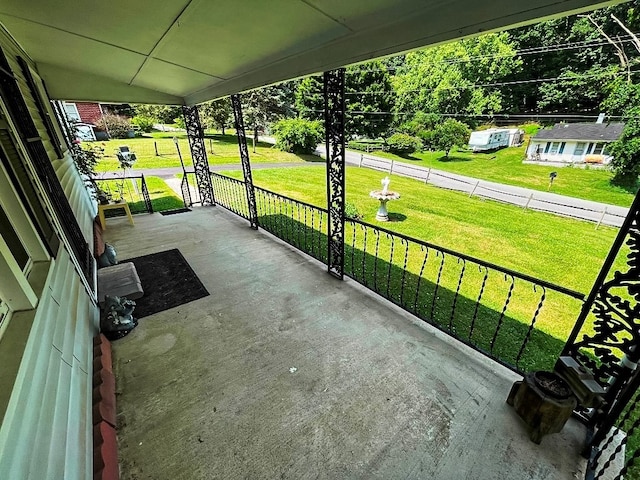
[104,207,587,479]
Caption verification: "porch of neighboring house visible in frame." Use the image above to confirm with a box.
[103,208,588,479]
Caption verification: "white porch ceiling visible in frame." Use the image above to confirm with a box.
[0,0,626,105]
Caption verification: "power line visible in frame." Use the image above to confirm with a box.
[343,33,640,75]
[306,68,635,97]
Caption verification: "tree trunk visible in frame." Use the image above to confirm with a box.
[221,125,225,135]
[253,123,258,153]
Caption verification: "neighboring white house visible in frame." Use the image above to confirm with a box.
[526,121,624,165]
[468,128,524,152]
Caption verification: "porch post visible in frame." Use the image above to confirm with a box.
[230,94,258,229]
[182,105,215,205]
[324,68,346,279]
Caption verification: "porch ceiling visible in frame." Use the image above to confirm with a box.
[0,0,625,105]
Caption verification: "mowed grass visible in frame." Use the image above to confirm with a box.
[95,176,183,213]
[88,133,321,172]
[373,145,636,207]
[220,166,626,372]
[223,166,618,291]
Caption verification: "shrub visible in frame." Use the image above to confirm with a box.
[417,129,436,150]
[385,133,422,155]
[432,119,471,158]
[95,114,132,139]
[173,117,186,130]
[271,119,324,154]
[130,115,155,133]
[344,201,362,220]
[347,140,386,152]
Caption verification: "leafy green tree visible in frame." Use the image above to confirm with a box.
[608,107,640,186]
[242,82,296,149]
[433,119,471,158]
[133,104,182,124]
[199,98,233,134]
[506,3,640,113]
[393,33,520,117]
[271,119,323,154]
[296,60,395,139]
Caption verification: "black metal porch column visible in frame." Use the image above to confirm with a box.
[561,189,640,439]
[182,105,215,205]
[324,68,346,279]
[230,94,258,229]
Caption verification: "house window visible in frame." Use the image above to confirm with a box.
[592,143,605,155]
[549,142,561,154]
[574,142,586,156]
[544,143,551,154]
[63,102,80,122]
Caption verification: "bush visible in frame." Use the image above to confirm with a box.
[271,119,324,154]
[417,129,436,150]
[173,117,186,130]
[130,115,155,133]
[344,201,362,220]
[385,133,422,155]
[95,114,132,139]
[347,140,386,152]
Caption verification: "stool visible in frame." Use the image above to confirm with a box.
[97,262,144,307]
[98,203,135,230]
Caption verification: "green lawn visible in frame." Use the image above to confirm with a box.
[95,176,183,213]
[88,133,320,172]
[373,145,636,207]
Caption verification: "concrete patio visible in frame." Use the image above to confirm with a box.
[104,206,588,480]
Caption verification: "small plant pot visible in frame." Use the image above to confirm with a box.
[507,371,577,444]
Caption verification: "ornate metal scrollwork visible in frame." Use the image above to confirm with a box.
[230,94,258,229]
[182,105,214,206]
[324,69,346,279]
[570,225,640,386]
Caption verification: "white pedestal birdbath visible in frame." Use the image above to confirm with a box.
[369,176,400,221]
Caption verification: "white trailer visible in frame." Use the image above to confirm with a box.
[468,128,523,152]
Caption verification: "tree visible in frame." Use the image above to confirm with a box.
[296,60,396,139]
[393,33,521,118]
[433,119,470,158]
[199,98,233,134]
[271,119,323,154]
[242,82,296,150]
[133,104,182,124]
[608,110,640,186]
[506,3,640,113]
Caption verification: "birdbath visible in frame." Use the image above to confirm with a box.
[369,176,400,221]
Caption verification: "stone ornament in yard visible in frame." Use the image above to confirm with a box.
[370,176,400,221]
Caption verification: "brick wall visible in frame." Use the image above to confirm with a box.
[75,102,103,125]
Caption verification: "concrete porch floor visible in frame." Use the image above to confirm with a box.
[104,207,587,480]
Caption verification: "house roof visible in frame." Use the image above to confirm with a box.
[532,122,625,142]
[0,0,623,105]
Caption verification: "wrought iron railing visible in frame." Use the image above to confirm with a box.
[254,186,328,264]
[92,175,153,214]
[210,172,249,219]
[588,379,640,480]
[344,218,586,373]
[207,172,586,374]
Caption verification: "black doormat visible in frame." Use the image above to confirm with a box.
[122,248,209,318]
[159,208,191,216]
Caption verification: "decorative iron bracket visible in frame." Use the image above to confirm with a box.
[231,94,258,229]
[182,105,215,206]
[324,69,346,279]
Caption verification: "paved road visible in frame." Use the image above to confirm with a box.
[99,139,630,227]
